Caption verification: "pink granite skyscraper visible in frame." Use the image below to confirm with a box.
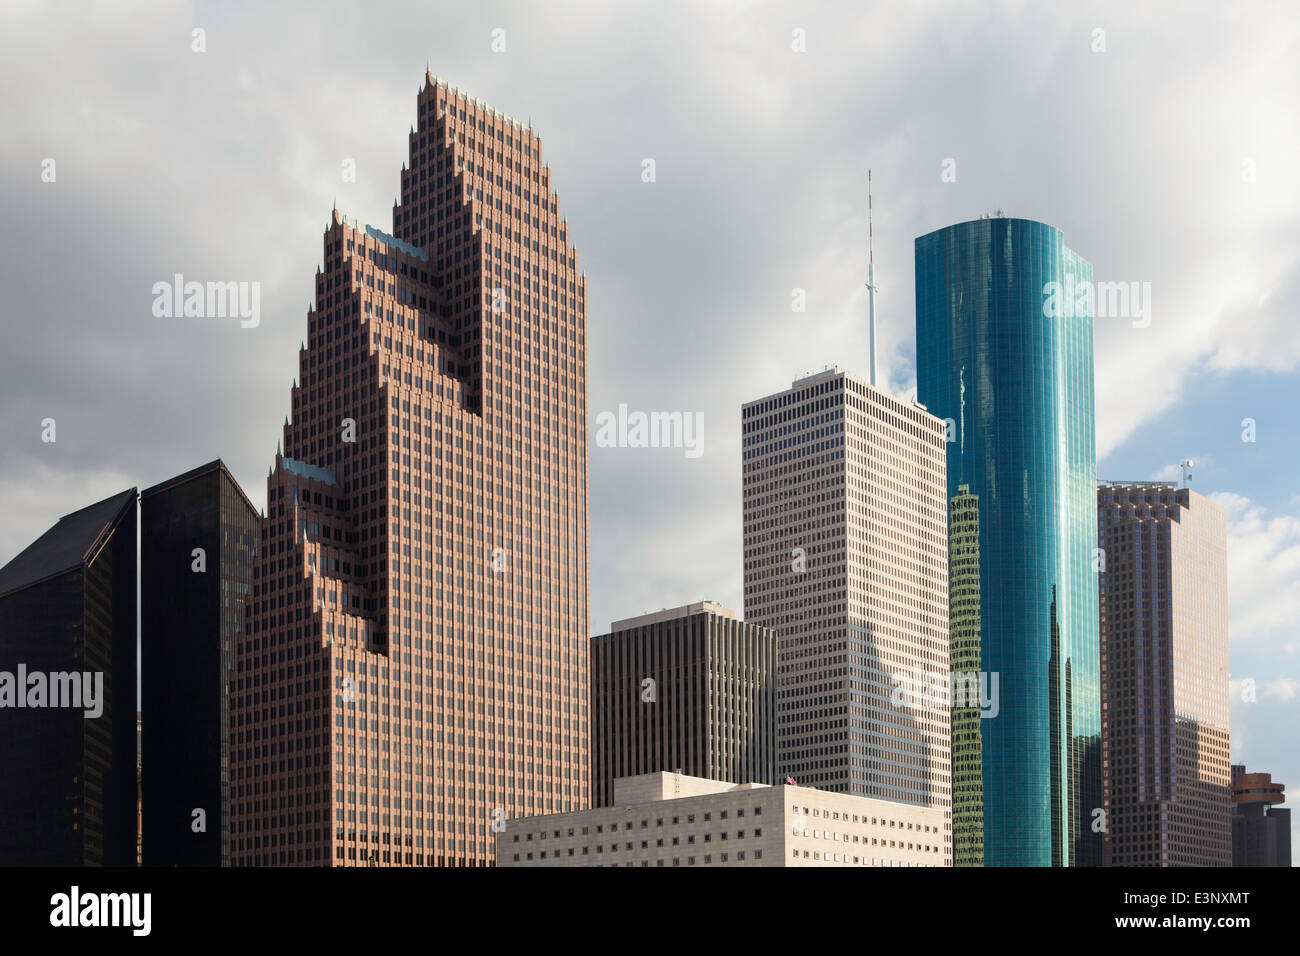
[230,73,589,867]
[1098,483,1231,867]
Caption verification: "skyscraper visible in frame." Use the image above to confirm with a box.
[741,367,951,862]
[141,459,259,866]
[915,216,1100,866]
[229,73,588,867]
[948,484,983,866]
[590,601,778,807]
[1098,483,1231,866]
[0,489,138,866]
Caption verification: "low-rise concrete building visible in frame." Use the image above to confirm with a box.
[498,771,950,867]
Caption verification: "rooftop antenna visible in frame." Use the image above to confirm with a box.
[1180,459,1194,488]
[867,170,878,387]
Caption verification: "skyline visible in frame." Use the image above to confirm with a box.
[1,0,1297,859]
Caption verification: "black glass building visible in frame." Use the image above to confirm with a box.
[141,460,258,866]
[0,489,138,866]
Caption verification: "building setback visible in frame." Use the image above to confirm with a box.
[499,771,948,867]
[229,73,588,867]
[741,367,951,863]
[915,216,1101,866]
[1097,483,1231,866]
[141,459,259,866]
[1231,767,1290,866]
[590,602,777,807]
[0,489,138,866]
[948,484,983,866]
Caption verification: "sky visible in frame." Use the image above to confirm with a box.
[1,0,1296,855]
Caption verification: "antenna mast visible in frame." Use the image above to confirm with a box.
[867,170,878,386]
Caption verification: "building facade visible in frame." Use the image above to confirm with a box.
[229,73,589,867]
[141,459,259,866]
[948,484,984,866]
[741,368,951,854]
[915,216,1100,866]
[590,602,777,807]
[0,489,138,866]
[499,771,949,867]
[1231,766,1290,867]
[1098,483,1231,867]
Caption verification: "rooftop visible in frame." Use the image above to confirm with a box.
[609,600,735,633]
[0,488,136,599]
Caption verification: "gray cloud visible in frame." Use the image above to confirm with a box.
[0,0,1296,647]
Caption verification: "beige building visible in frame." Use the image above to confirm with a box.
[498,771,949,867]
[741,368,951,830]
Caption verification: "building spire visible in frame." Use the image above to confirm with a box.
[867,169,878,387]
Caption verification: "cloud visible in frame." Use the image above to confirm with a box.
[0,1,1296,642]
[1262,677,1300,701]
[1208,492,1300,644]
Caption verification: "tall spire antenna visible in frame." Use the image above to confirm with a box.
[867,169,878,387]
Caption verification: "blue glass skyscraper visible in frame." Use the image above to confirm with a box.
[915,217,1100,866]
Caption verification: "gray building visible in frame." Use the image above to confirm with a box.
[590,602,777,808]
[1231,766,1291,867]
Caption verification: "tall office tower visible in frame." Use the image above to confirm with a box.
[141,459,259,866]
[1231,766,1291,866]
[948,484,983,866]
[229,73,588,867]
[1097,483,1231,867]
[741,367,951,862]
[590,601,777,807]
[0,489,138,866]
[916,216,1100,867]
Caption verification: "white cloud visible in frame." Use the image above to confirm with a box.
[1208,492,1300,644]
[1262,677,1300,701]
